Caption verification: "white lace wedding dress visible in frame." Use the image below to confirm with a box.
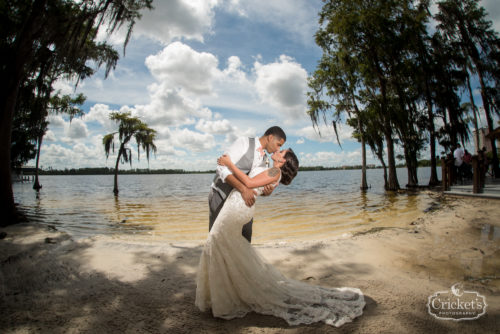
[195,167,365,327]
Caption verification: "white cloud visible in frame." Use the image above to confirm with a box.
[52,79,75,95]
[137,0,217,44]
[481,0,500,32]
[254,55,308,121]
[296,137,305,144]
[42,47,318,169]
[428,0,500,33]
[47,115,66,127]
[299,150,363,167]
[96,0,218,45]
[143,44,312,125]
[145,42,219,95]
[202,57,260,114]
[80,42,313,160]
[41,143,104,168]
[222,56,247,82]
[73,67,152,106]
[42,144,73,161]
[223,0,321,45]
[66,119,89,139]
[132,84,212,129]
[72,142,98,159]
[296,123,354,144]
[220,125,257,145]
[44,130,56,142]
[153,138,186,157]
[195,119,234,134]
[85,104,116,131]
[170,128,216,152]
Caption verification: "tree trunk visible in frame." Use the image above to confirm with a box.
[384,130,400,191]
[466,74,480,154]
[406,152,419,187]
[408,167,418,187]
[425,93,439,186]
[0,66,25,225]
[419,33,438,186]
[33,135,43,190]
[476,71,500,178]
[428,122,439,186]
[359,117,368,190]
[382,162,388,189]
[360,138,368,191]
[0,80,18,226]
[113,145,123,196]
[461,17,500,177]
[371,46,398,191]
[0,0,47,225]
[375,150,388,189]
[447,107,458,149]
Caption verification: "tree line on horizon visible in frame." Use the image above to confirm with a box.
[25,158,438,175]
[308,0,500,190]
[34,167,208,175]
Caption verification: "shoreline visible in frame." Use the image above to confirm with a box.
[1,196,499,333]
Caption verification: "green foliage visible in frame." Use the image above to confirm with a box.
[308,0,500,187]
[103,111,157,166]
[1,1,153,215]
[103,111,156,194]
[435,0,500,176]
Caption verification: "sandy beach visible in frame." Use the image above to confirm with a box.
[1,194,499,333]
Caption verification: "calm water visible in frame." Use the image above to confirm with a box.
[13,168,440,244]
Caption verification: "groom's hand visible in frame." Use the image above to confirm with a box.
[241,187,257,207]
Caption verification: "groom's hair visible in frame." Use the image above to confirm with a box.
[280,148,299,185]
[264,126,286,142]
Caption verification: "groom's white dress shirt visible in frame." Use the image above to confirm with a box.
[212,136,266,188]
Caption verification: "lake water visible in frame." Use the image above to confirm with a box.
[13,167,441,244]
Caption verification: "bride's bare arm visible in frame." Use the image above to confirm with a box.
[217,154,279,188]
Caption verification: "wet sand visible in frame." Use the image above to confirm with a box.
[1,195,499,333]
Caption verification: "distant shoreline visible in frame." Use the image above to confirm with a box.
[18,162,437,176]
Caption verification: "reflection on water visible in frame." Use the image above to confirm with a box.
[13,168,438,243]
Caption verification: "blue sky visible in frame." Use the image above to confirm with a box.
[38,0,500,171]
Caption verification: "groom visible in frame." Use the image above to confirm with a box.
[209,126,287,243]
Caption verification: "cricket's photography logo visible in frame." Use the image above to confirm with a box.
[427,283,487,321]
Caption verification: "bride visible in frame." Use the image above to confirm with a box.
[195,148,365,327]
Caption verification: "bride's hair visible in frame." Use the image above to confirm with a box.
[280,148,299,185]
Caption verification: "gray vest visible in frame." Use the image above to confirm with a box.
[213,137,257,200]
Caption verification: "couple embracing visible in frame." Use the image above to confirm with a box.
[195,126,365,327]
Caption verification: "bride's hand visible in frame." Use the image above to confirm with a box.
[217,154,232,166]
